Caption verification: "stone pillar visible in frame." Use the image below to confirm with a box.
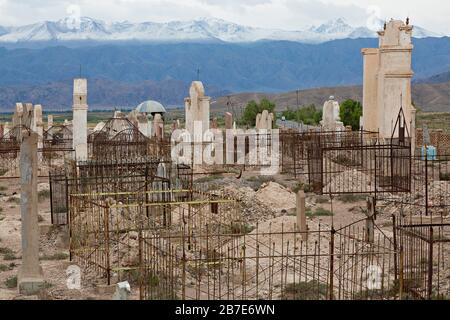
[33,105,43,149]
[296,190,308,241]
[225,112,233,130]
[13,103,24,127]
[18,131,45,295]
[137,114,149,137]
[154,114,164,139]
[410,108,416,156]
[255,113,262,129]
[72,79,88,161]
[47,115,53,129]
[171,120,178,132]
[211,118,218,130]
[362,20,414,138]
[361,48,380,132]
[268,113,275,130]
[185,81,210,136]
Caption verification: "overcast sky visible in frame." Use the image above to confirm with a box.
[0,0,449,34]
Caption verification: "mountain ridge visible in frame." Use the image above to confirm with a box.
[0,16,442,44]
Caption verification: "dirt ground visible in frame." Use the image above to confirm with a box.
[0,169,416,300]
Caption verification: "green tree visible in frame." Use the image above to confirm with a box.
[241,98,276,127]
[339,99,362,130]
[282,104,322,126]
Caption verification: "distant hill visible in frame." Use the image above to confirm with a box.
[0,78,229,112]
[212,83,450,113]
[419,71,450,84]
[1,37,450,111]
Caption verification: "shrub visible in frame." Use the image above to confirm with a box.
[440,172,450,181]
[337,194,367,203]
[0,264,9,272]
[40,252,69,261]
[246,176,275,190]
[228,222,255,235]
[339,99,362,131]
[282,104,322,126]
[6,197,20,205]
[195,175,223,184]
[241,99,276,127]
[306,208,334,217]
[283,281,329,300]
[293,183,313,194]
[5,276,17,289]
[316,196,329,204]
[38,190,51,202]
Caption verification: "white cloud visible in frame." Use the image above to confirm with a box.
[0,0,448,34]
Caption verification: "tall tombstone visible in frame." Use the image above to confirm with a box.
[33,105,44,149]
[47,115,53,129]
[154,114,164,139]
[18,131,45,294]
[320,97,344,131]
[361,19,414,138]
[72,79,88,161]
[171,120,178,132]
[255,113,262,129]
[13,103,24,127]
[296,190,308,241]
[225,112,233,130]
[127,110,139,129]
[185,81,210,137]
[211,118,218,130]
[268,113,274,130]
[137,114,150,137]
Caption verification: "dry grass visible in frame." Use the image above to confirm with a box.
[40,252,69,261]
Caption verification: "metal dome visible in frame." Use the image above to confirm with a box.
[136,100,166,115]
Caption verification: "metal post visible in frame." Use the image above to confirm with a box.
[328,228,335,300]
[425,155,429,217]
[392,215,398,280]
[427,226,433,300]
[399,246,404,300]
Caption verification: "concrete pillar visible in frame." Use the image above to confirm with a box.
[13,103,24,127]
[154,114,164,139]
[137,114,149,137]
[185,81,210,136]
[72,79,88,161]
[225,112,233,130]
[33,105,43,149]
[171,120,178,132]
[255,113,262,129]
[361,48,380,132]
[362,20,414,138]
[47,115,53,129]
[211,118,218,130]
[18,131,45,295]
[410,108,416,156]
[296,191,308,241]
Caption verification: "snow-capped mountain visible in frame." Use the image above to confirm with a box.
[0,17,443,44]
